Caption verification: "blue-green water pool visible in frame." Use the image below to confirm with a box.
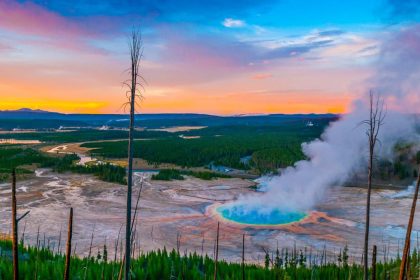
[216,203,307,225]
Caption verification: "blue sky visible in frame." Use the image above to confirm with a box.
[0,0,418,113]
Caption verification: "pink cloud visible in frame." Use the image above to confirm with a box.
[157,24,258,66]
[0,1,123,52]
[252,73,273,80]
[0,1,90,37]
[142,25,264,86]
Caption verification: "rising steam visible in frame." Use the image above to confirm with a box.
[229,25,420,214]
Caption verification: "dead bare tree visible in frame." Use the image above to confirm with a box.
[130,177,144,250]
[114,224,124,262]
[176,232,181,255]
[214,222,220,280]
[84,225,96,280]
[64,207,73,280]
[399,166,420,280]
[20,220,26,245]
[111,225,123,279]
[11,169,18,280]
[201,233,205,257]
[372,245,377,280]
[362,91,385,280]
[123,28,144,280]
[242,234,245,280]
[10,169,30,280]
[58,225,62,254]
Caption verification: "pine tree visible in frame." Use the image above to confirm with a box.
[275,248,282,268]
[265,252,270,270]
[342,245,349,267]
[299,250,306,267]
[97,249,102,261]
[103,244,108,263]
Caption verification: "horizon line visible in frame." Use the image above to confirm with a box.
[0,108,340,117]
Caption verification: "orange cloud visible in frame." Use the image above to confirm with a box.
[252,73,273,80]
[141,89,351,115]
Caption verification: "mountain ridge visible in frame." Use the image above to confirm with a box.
[0,108,338,118]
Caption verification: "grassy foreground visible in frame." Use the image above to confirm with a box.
[0,239,418,279]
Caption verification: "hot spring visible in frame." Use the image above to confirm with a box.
[215,203,308,226]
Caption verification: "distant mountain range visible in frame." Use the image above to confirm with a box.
[0,108,213,119]
[0,108,337,118]
[0,108,58,114]
[13,108,51,113]
[0,108,339,130]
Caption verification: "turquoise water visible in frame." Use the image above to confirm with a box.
[217,203,307,225]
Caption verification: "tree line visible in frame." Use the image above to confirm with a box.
[0,146,126,185]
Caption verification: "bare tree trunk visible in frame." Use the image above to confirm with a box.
[214,222,220,280]
[118,257,125,280]
[84,226,95,280]
[242,234,245,280]
[11,169,18,280]
[372,245,377,280]
[130,178,144,250]
[20,220,26,245]
[201,233,205,257]
[36,225,40,250]
[125,71,135,280]
[64,207,73,280]
[363,92,385,280]
[364,145,373,279]
[58,226,62,254]
[124,28,143,280]
[399,166,420,280]
[177,232,181,255]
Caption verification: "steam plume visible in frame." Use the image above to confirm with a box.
[230,25,420,214]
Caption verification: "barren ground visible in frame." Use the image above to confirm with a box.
[0,170,418,265]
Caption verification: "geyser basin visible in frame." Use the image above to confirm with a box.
[216,203,308,226]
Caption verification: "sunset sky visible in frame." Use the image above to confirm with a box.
[0,0,417,114]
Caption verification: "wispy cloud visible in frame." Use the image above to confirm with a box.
[262,39,334,60]
[222,18,246,28]
[317,29,346,37]
[151,25,375,87]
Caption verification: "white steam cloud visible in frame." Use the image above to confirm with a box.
[231,25,420,213]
